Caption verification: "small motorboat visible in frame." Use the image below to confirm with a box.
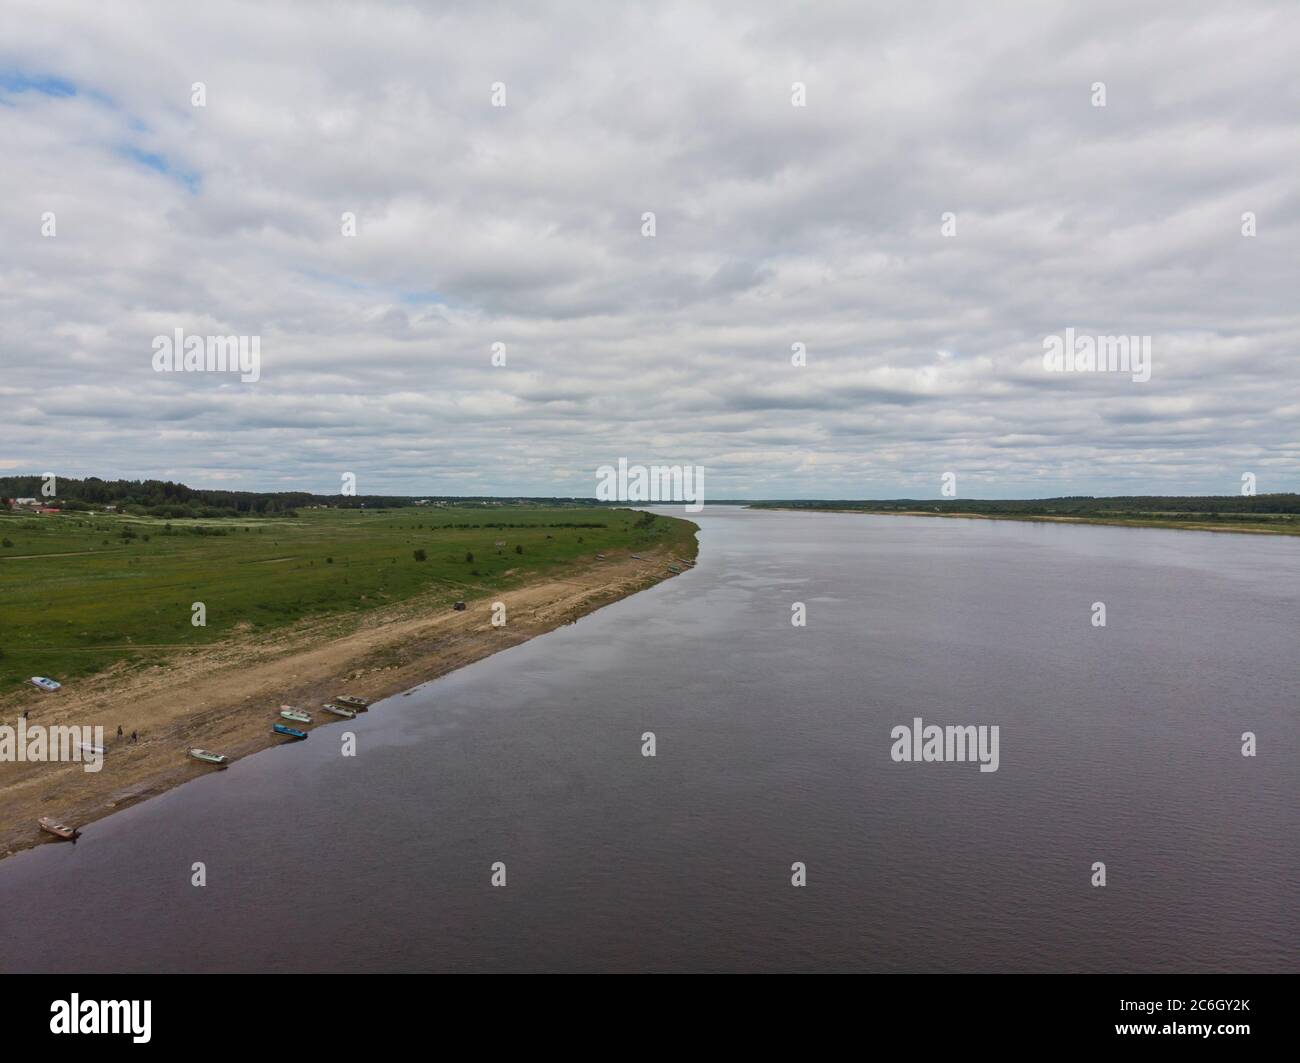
[279,706,312,724]
[452,601,466,611]
[79,742,106,757]
[188,747,229,766]
[321,703,356,719]
[38,816,79,840]
[273,723,308,740]
[30,676,61,692]
[335,695,369,710]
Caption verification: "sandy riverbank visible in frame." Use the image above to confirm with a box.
[0,546,693,859]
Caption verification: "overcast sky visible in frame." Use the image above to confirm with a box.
[1,1,1297,498]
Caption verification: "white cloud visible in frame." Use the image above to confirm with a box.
[0,0,1297,497]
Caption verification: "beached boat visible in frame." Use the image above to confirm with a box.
[321,703,357,719]
[453,601,466,611]
[335,695,369,710]
[188,747,228,765]
[667,565,681,573]
[38,816,79,840]
[279,706,312,724]
[272,723,308,740]
[79,742,106,757]
[30,676,61,692]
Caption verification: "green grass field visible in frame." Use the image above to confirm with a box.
[0,505,698,697]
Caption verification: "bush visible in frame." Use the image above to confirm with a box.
[1,538,11,548]
[515,544,523,554]
[413,549,427,562]
[465,551,474,563]
[326,557,334,564]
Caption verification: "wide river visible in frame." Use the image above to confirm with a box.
[1,507,1296,972]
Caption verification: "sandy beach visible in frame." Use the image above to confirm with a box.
[0,547,691,859]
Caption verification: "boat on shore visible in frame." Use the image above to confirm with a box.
[188,747,229,766]
[273,723,308,740]
[335,695,369,710]
[38,816,79,840]
[79,742,106,757]
[30,676,61,692]
[321,703,357,719]
[279,706,312,724]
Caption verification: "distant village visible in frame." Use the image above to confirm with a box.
[2,497,81,515]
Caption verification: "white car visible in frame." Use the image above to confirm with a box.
[30,676,61,692]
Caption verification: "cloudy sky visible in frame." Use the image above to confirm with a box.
[2,1,1297,498]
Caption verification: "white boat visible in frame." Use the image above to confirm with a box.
[321,703,357,719]
[79,742,106,757]
[279,706,312,724]
[188,747,229,765]
[30,676,61,692]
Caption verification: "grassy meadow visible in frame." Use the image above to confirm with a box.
[0,505,697,698]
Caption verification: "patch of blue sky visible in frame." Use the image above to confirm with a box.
[117,145,201,192]
[0,69,77,97]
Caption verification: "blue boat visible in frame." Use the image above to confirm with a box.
[273,723,308,740]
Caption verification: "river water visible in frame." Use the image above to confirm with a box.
[1,506,1296,972]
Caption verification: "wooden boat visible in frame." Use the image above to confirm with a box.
[188,747,228,765]
[273,723,308,740]
[335,695,369,710]
[321,702,356,719]
[38,816,79,840]
[279,706,312,724]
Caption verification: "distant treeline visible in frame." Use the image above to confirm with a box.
[748,495,1300,517]
[0,476,603,520]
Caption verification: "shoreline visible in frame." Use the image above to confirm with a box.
[0,542,695,861]
[748,507,1300,536]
